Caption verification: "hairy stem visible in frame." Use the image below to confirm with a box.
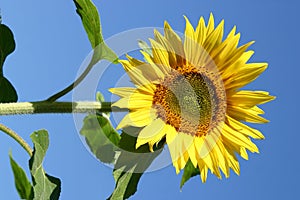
[0,123,33,156]
[0,101,127,115]
[45,53,98,102]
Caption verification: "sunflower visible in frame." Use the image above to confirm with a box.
[110,14,275,182]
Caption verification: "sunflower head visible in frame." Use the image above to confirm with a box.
[110,14,275,182]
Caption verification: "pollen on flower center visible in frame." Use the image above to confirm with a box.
[152,70,224,136]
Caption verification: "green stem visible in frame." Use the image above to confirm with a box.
[46,53,98,102]
[0,101,127,115]
[0,123,33,157]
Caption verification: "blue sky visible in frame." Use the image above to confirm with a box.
[0,0,299,199]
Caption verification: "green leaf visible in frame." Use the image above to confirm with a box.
[80,114,121,164]
[96,91,110,117]
[96,91,105,103]
[73,0,118,63]
[108,131,164,200]
[109,165,141,200]
[0,24,18,102]
[29,130,61,200]
[138,40,152,56]
[180,159,200,189]
[9,152,34,200]
[0,76,18,102]
[0,24,16,73]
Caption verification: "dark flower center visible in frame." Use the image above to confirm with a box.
[153,70,224,136]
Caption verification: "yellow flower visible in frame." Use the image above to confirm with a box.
[110,14,275,182]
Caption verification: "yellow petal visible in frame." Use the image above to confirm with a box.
[126,55,163,81]
[116,108,156,129]
[226,115,265,139]
[148,124,169,151]
[183,16,196,65]
[126,54,144,67]
[223,145,240,175]
[206,13,215,36]
[164,21,185,65]
[220,41,254,73]
[136,118,166,150]
[225,63,268,90]
[119,60,154,90]
[167,131,194,172]
[149,39,170,69]
[195,17,207,45]
[197,158,208,182]
[222,124,259,153]
[111,97,129,109]
[186,142,198,168]
[109,87,135,98]
[203,19,224,54]
[228,90,275,108]
[227,105,269,123]
[154,29,177,67]
[111,86,155,110]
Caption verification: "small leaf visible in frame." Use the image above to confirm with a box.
[96,91,105,103]
[0,24,16,72]
[0,76,18,102]
[29,130,61,200]
[108,131,164,199]
[96,91,110,117]
[180,159,200,189]
[80,114,121,164]
[138,40,152,56]
[9,152,34,200]
[73,0,118,63]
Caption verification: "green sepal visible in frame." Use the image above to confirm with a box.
[180,159,200,189]
[138,40,152,56]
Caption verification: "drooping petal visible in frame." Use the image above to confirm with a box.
[227,105,269,123]
[116,108,156,130]
[136,118,166,149]
[226,115,265,139]
[222,123,259,153]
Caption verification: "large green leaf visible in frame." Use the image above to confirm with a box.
[29,130,61,200]
[9,152,34,200]
[0,76,18,102]
[180,159,200,189]
[81,114,120,164]
[73,0,118,63]
[0,24,18,102]
[0,24,16,73]
[108,131,164,200]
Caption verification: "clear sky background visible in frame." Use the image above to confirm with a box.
[0,0,298,199]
